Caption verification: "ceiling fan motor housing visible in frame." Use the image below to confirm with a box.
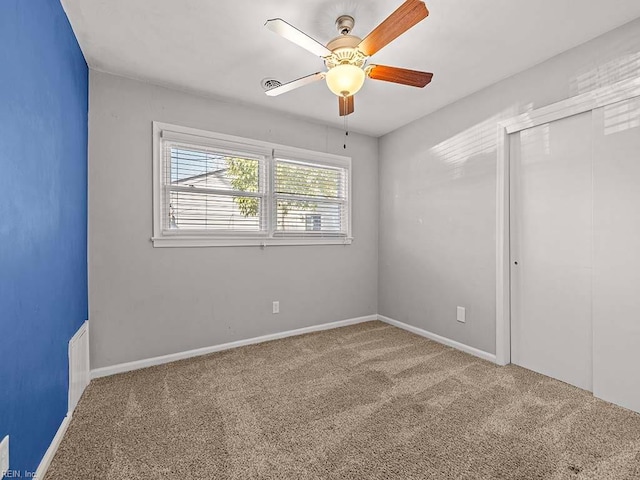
[325,35,367,69]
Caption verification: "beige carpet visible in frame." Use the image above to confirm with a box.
[46,321,640,479]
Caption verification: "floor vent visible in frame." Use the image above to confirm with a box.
[68,321,89,413]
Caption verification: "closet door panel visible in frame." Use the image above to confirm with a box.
[510,112,593,391]
[592,98,640,412]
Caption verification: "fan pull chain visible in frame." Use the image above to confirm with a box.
[343,97,349,150]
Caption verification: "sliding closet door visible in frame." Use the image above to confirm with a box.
[592,98,640,412]
[510,112,593,391]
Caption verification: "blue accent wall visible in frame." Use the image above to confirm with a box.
[0,0,88,476]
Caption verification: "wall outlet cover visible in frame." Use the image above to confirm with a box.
[272,301,280,314]
[457,306,466,323]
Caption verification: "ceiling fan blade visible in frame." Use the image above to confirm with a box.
[339,95,354,116]
[367,65,433,87]
[265,18,332,58]
[265,72,326,97]
[357,0,428,57]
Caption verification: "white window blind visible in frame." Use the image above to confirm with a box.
[153,123,352,247]
[163,143,266,233]
[274,159,348,236]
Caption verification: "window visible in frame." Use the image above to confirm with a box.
[152,122,352,247]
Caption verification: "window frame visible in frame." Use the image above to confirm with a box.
[152,122,353,247]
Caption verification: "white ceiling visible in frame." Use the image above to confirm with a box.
[61,0,640,137]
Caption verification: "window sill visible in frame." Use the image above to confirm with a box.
[151,236,354,248]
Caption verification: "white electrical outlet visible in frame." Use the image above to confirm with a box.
[457,306,466,323]
[272,301,280,314]
[0,435,9,477]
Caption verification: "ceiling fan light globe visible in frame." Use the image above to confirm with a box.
[325,64,365,97]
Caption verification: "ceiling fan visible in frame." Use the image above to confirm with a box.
[264,0,433,117]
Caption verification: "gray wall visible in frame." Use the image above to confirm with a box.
[378,18,640,355]
[89,71,378,369]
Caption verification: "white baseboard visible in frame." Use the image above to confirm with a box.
[34,414,71,479]
[91,314,378,379]
[377,315,497,363]
[90,313,497,379]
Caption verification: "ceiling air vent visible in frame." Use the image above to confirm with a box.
[261,78,282,91]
